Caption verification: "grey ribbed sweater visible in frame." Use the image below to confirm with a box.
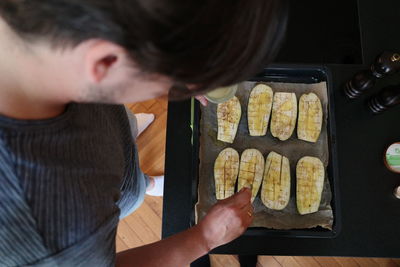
[0,103,140,266]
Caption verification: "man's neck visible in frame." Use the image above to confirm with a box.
[0,90,67,120]
[0,61,68,120]
[0,19,69,120]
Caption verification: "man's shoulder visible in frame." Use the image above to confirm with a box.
[0,129,121,266]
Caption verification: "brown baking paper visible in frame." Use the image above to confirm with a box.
[195,81,334,230]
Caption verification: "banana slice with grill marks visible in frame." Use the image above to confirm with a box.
[237,149,264,202]
[296,156,325,215]
[261,151,291,210]
[214,148,240,200]
[270,92,297,141]
[217,96,241,143]
[248,84,273,136]
[297,93,323,143]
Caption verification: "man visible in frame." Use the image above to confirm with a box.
[0,1,287,266]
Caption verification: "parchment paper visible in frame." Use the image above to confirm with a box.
[196,81,334,230]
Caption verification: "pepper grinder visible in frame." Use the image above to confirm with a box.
[368,84,400,113]
[344,51,400,99]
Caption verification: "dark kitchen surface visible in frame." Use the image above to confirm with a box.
[163,0,400,258]
[276,0,363,65]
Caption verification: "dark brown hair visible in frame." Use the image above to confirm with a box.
[0,0,288,98]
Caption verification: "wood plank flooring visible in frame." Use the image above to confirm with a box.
[117,98,399,267]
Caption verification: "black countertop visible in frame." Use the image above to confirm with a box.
[162,0,400,258]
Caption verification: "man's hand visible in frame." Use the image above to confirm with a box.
[196,188,253,251]
[116,188,253,267]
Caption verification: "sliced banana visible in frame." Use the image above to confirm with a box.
[214,148,240,200]
[217,96,241,143]
[270,92,297,141]
[237,149,264,202]
[297,93,323,143]
[261,151,291,210]
[247,84,273,136]
[296,156,325,215]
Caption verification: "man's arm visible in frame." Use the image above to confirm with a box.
[116,188,253,267]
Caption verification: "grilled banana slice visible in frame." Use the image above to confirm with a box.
[248,84,273,136]
[214,148,240,200]
[217,96,241,143]
[237,149,264,202]
[297,93,323,143]
[296,156,325,215]
[261,151,290,210]
[270,92,297,141]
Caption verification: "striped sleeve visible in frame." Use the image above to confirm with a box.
[0,139,49,266]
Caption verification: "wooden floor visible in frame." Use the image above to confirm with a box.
[117,98,400,267]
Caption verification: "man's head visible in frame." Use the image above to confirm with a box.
[0,0,288,104]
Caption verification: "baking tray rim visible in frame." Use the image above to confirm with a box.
[191,64,342,239]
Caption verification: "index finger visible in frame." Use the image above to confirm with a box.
[226,188,251,208]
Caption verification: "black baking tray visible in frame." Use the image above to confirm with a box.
[190,64,341,238]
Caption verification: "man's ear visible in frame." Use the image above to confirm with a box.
[84,41,124,84]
